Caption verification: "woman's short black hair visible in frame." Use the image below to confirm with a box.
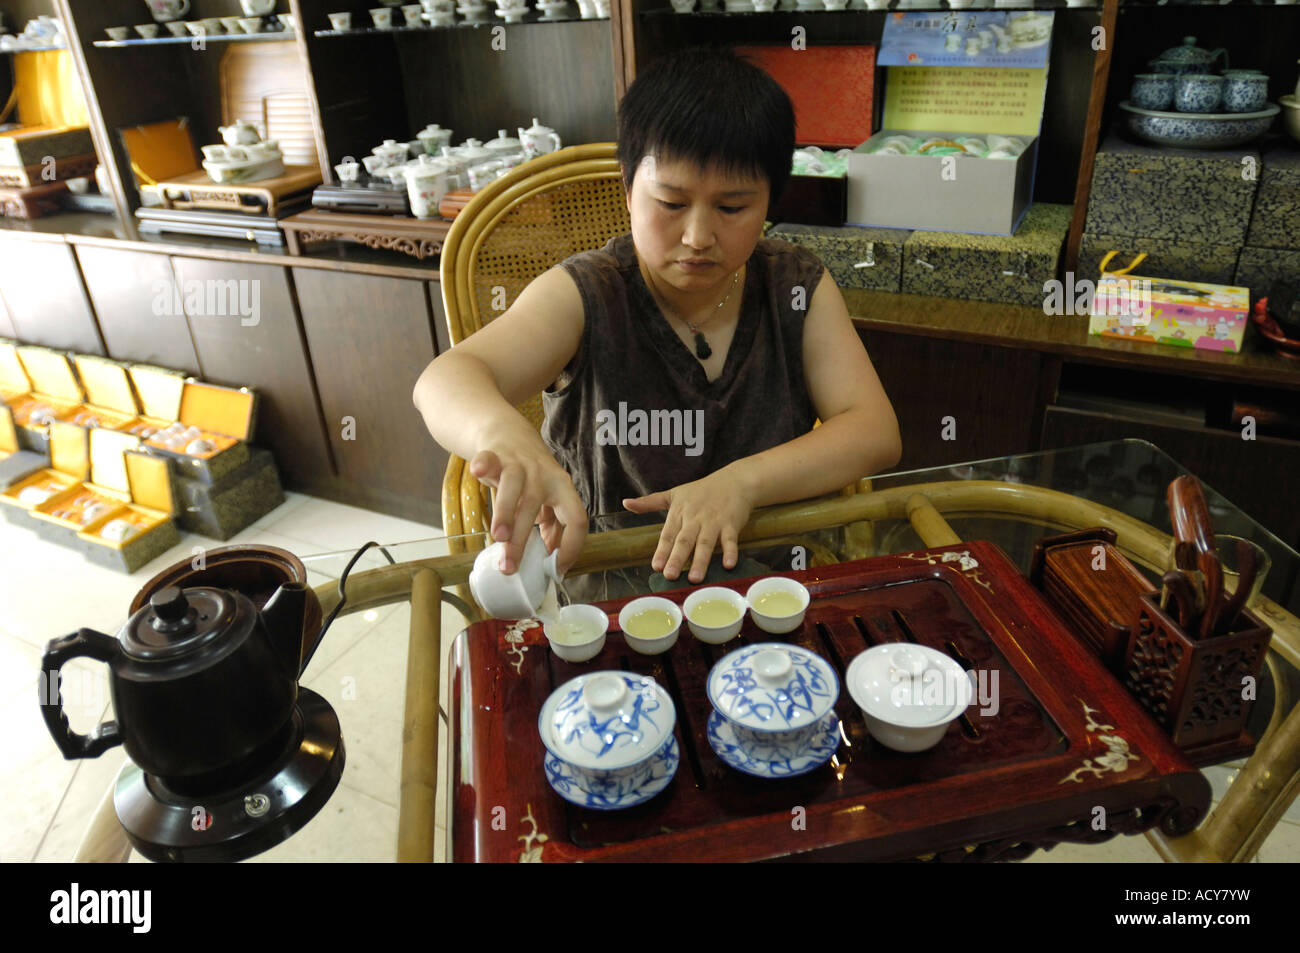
[617,46,795,212]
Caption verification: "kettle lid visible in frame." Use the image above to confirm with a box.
[122,586,243,660]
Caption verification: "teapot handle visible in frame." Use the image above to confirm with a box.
[39,629,123,760]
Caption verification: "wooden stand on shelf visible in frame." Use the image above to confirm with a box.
[279,209,451,260]
[151,165,322,217]
[0,180,69,219]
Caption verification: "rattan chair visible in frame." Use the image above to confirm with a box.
[438,142,631,544]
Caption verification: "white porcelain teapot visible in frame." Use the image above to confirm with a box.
[219,119,261,146]
[517,118,562,158]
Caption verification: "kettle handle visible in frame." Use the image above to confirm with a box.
[39,629,123,759]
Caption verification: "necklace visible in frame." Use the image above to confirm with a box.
[675,269,740,360]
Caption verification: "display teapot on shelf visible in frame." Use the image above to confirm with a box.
[203,121,284,184]
[1148,36,1228,75]
[517,118,562,158]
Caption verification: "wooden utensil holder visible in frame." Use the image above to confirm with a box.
[1122,592,1269,761]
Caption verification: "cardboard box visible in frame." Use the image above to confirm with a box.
[10,345,88,453]
[0,420,89,528]
[27,429,141,544]
[1088,275,1249,354]
[1245,147,1300,251]
[1085,136,1260,246]
[71,355,145,432]
[175,448,284,540]
[901,202,1072,306]
[849,128,1038,235]
[142,378,255,484]
[0,404,49,489]
[1079,233,1240,287]
[1235,246,1300,326]
[78,449,180,574]
[767,223,910,293]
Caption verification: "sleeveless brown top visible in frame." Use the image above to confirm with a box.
[544,233,825,522]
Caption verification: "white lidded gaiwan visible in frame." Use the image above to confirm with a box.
[539,671,676,799]
[845,643,973,753]
[468,525,562,620]
[707,642,839,746]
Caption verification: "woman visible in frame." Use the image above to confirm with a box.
[414,48,900,589]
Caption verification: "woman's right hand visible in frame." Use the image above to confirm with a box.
[468,446,588,576]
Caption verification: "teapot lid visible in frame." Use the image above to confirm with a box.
[539,671,675,770]
[707,642,839,731]
[522,117,553,133]
[1157,36,1220,64]
[486,129,519,145]
[122,586,245,661]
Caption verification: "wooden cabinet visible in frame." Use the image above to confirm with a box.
[169,256,334,488]
[74,245,201,374]
[293,268,447,525]
[859,329,1053,470]
[0,238,103,353]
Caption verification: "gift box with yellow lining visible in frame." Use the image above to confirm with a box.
[27,429,142,543]
[76,448,180,573]
[0,403,50,488]
[0,420,88,527]
[0,339,31,403]
[70,355,146,433]
[9,345,89,452]
[139,375,255,484]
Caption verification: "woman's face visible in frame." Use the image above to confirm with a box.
[626,154,769,299]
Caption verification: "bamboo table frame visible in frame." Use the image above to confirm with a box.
[72,480,1300,863]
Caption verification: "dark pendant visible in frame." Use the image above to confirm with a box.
[693,332,712,360]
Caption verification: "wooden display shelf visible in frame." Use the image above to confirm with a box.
[151,166,322,218]
[279,209,451,261]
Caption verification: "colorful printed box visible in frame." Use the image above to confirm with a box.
[1088,275,1249,354]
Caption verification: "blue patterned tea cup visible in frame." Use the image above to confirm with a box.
[1175,74,1224,114]
[1223,74,1269,113]
[1131,74,1175,111]
[707,643,839,760]
[538,671,676,798]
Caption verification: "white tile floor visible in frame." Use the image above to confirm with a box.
[1,491,1296,863]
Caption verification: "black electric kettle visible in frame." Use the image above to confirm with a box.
[41,582,309,786]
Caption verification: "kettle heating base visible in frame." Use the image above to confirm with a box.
[113,688,345,863]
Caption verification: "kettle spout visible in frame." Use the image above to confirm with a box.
[262,583,308,678]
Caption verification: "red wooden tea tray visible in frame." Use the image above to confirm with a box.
[449,541,1211,863]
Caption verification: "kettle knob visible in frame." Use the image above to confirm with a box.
[150,586,195,635]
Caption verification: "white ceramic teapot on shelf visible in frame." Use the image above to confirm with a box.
[517,118,562,158]
[219,119,261,147]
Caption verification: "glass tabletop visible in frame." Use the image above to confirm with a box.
[301,438,1300,617]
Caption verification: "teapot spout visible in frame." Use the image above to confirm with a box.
[262,582,308,678]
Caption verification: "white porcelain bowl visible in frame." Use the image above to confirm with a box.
[543,603,609,663]
[744,576,810,634]
[845,643,973,753]
[618,596,682,655]
[538,671,675,798]
[683,586,746,644]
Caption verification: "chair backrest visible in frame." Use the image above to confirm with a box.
[439,142,630,429]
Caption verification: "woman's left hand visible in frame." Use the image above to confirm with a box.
[622,467,755,583]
